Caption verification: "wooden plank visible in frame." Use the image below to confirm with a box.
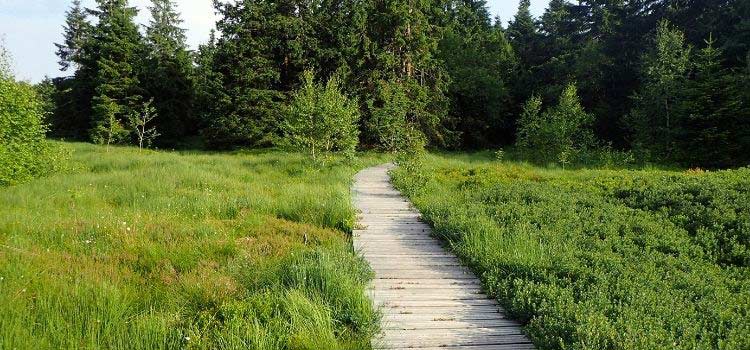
[353,164,534,350]
[373,334,533,348]
[386,345,536,350]
[382,319,519,329]
[380,327,525,340]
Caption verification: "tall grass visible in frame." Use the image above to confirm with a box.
[392,153,750,350]
[0,142,386,349]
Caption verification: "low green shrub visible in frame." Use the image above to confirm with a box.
[392,155,750,350]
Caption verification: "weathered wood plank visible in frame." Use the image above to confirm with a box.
[353,164,534,349]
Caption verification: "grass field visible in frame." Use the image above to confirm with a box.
[0,142,386,349]
[392,153,750,350]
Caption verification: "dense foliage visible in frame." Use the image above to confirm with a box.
[0,142,384,349]
[283,71,360,160]
[0,46,67,186]
[516,83,595,165]
[392,154,750,350]
[44,0,749,167]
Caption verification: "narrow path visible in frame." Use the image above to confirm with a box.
[352,164,535,350]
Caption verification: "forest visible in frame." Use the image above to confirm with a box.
[1,0,749,349]
[32,0,750,168]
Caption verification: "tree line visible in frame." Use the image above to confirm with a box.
[41,0,750,167]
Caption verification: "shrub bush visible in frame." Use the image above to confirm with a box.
[283,70,360,161]
[392,155,750,350]
[0,48,68,186]
[516,83,596,166]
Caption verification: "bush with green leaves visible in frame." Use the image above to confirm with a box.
[368,81,429,153]
[392,154,750,350]
[0,47,68,186]
[516,83,595,165]
[282,71,360,161]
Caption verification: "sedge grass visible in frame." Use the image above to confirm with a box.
[0,142,387,349]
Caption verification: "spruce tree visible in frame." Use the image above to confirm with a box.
[534,0,585,103]
[55,0,91,72]
[193,30,222,133]
[87,0,145,145]
[204,0,286,148]
[308,0,369,83]
[506,0,542,104]
[50,0,95,139]
[672,35,750,167]
[507,0,539,68]
[439,0,517,148]
[627,20,691,158]
[143,0,194,146]
[364,0,450,149]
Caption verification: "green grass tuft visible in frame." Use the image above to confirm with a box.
[0,142,387,349]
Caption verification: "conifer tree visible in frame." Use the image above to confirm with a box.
[87,0,145,145]
[55,0,91,72]
[193,30,222,132]
[534,0,586,103]
[203,0,287,148]
[506,0,542,104]
[672,35,750,167]
[627,20,691,158]
[507,0,539,68]
[143,0,194,145]
[364,0,450,149]
[439,0,517,147]
[308,0,369,83]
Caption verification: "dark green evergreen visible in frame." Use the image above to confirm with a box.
[55,0,91,72]
[86,0,145,146]
[363,0,450,149]
[439,0,517,148]
[43,0,750,167]
[142,0,194,146]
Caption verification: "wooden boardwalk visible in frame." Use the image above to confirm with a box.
[352,164,535,350]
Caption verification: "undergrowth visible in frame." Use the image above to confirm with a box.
[392,153,750,350]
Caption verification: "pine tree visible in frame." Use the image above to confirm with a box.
[627,20,691,158]
[193,30,222,133]
[203,0,287,148]
[533,0,585,104]
[364,0,450,149]
[55,0,91,72]
[87,0,145,145]
[507,0,539,68]
[506,0,542,105]
[143,0,194,146]
[439,0,517,148]
[672,35,750,167]
[308,0,369,83]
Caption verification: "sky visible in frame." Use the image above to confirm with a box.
[0,0,550,83]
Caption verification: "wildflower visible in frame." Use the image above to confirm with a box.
[185,336,191,341]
